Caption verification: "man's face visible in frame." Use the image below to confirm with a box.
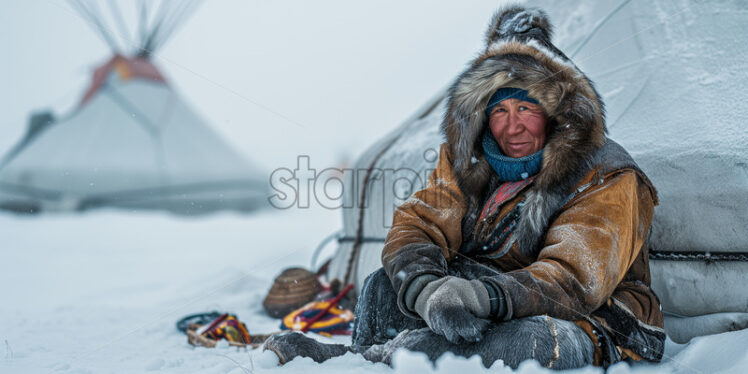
[487,98,547,158]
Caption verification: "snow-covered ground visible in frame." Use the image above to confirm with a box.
[1,1,747,372]
[1,207,746,374]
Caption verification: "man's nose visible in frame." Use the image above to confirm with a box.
[506,112,525,135]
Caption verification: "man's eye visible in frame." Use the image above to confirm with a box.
[519,106,528,111]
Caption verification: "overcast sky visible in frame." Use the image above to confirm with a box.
[1,0,508,173]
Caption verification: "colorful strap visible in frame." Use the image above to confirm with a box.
[479,177,535,221]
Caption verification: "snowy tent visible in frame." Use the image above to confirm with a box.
[326,0,748,343]
[0,1,267,215]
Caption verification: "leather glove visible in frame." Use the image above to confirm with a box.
[413,276,492,343]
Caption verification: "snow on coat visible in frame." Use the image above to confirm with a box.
[381,6,665,366]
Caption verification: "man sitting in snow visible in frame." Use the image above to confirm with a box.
[264,6,665,369]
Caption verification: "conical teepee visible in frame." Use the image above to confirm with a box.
[0,1,267,214]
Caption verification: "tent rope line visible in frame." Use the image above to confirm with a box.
[338,236,388,244]
[64,0,306,130]
[606,74,652,129]
[648,251,748,262]
[337,234,748,262]
[67,0,121,52]
[569,0,634,58]
[310,230,344,272]
[343,134,404,287]
[341,91,449,287]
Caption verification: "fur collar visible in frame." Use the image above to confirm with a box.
[442,6,607,257]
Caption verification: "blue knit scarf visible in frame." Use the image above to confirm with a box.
[481,130,543,181]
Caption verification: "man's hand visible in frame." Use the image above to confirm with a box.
[413,276,492,343]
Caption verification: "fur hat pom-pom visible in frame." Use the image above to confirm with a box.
[484,5,553,47]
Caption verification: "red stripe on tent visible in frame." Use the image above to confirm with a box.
[80,55,166,106]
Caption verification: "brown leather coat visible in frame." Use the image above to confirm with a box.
[383,143,665,365]
[380,6,665,366]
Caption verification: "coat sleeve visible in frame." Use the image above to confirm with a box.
[381,143,468,317]
[483,170,655,320]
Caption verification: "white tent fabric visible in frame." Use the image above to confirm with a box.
[0,61,267,214]
[328,0,748,342]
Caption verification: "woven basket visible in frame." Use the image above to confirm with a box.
[263,267,322,318]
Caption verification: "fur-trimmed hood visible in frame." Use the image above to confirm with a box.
[382,8,664,360]
[442,6,609,256]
